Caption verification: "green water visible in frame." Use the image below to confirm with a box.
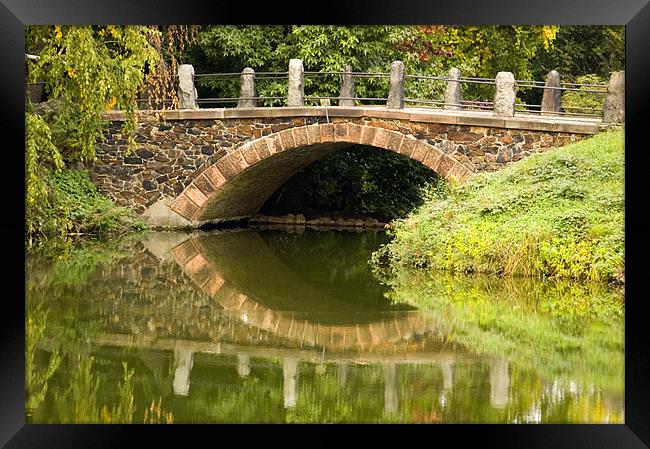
[25,228,624,423]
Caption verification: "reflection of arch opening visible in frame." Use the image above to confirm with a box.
[171,123,474,222]
[169,232,440,351]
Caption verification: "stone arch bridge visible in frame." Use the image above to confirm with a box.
[94,106,604,228]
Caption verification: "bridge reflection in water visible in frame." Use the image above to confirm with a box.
[29,227,623,423]
[88,229,513,413]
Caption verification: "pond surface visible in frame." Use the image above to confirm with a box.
[25,228,624,423]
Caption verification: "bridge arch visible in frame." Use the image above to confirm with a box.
[170,122,474,222]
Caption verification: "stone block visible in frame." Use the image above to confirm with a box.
[231,151,249,172]
[436,156,456,178]
[448,162,470,182]
[170,193,200,220]
[541,70,562,114]
[334,123,349,142]
[409,139,427,161]
[184,184,208,207]
[421,147,443,171]
[216,158,239,179]
[360,126,377,146]
[241,144,261,165]
[372,127,392,149]
[279,129,296,149]
[292,127,309,147]
[339,65,356,107]
[306,124,321,145]
[319,124,336,142]
[193,174,216,196]
[177,64,198,110]
[398,136,417,157]
[603,71,624,123]
[265,135,283,155]
[347,123,362,143]
[386,132,404,153]
[447,131,482,142]
[204,166,226,189]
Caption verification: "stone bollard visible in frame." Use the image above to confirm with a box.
[288,59,305,107]
[493,71,516,117]
[339,64,355,107]
[603,71,624,124]
[444,67,462,110]
[283,358,299,408]
[541,70,562,115]
[237,67,257,108]
[387,60,405,109]
[177,64,198,110]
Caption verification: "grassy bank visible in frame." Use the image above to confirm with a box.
[26,169,147,247]
[373,130,624,283]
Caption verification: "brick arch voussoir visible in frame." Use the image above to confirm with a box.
[171,122,474,221]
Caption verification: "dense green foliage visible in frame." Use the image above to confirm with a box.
[26,25,159,161]
[27,169,146,243]
[373,131,624,283]
[261,146,442,220]
[532,26,624,82]
[561,74,608,114]
[25,25,159,244]
[190,25,561,106]
[521,26,624,107]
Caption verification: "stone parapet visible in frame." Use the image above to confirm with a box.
[92,114,592,226]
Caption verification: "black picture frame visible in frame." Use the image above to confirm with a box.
[4,0,649,447]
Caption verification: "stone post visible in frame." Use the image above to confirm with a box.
[283,358,299,408]
[337,363,349,387]
[489,357,510,409]
[440,360,454,390]
[287,59,305,107]
[444,68,462,110]
[237,353,251,377]
[387,60,405,109]
[493,71,516,117]
[237,67,257,108]
[172,347,194,396]
[339,65,355,107]
[383,362,399,413]
[177,64,198,110]
[603,71,625,123]
[541,70,562,115]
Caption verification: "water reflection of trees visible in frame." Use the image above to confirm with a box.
[25,232,624,423]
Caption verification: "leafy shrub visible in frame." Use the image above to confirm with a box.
[26,169,146,243]
[562,74,606,115]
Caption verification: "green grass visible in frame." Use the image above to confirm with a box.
[373,130,624,283]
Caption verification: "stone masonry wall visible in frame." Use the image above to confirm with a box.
[91,112,589,216]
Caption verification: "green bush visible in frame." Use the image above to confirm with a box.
[373,130,624,283]
[561,74,606,115]
[26,169,146,243]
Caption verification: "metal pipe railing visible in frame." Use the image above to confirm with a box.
[134,61,620,123]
